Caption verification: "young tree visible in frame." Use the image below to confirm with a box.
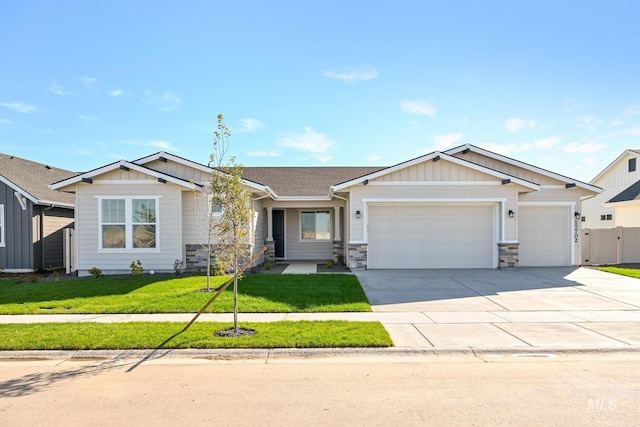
[208,114,253,333]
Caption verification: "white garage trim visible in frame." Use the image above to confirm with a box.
[359,198,506,268]
[518,202,578,265]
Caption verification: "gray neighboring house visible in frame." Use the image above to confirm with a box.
[0,153,75,272]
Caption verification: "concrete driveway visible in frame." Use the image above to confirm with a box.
[354,267,640,349]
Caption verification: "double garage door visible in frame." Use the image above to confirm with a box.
[367,203,572,269]
[367,203,495,269]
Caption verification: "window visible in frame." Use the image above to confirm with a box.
[600,214,612,221]
[207,194,223,216]
[301,211,331,240]
[629,158,637,172]
[0,204,4,247]
[100,197,158,250]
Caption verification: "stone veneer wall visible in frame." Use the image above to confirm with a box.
[497,242,519,270]
[185,244,259,272]
[348,243,368,270]
[265,241,275,264]
[332,241,344,264]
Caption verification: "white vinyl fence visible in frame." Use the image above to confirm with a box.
[63,228,76,274]
[582,227,640,265]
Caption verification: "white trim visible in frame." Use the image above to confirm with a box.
[604,199,640,207]
[96,196,162,251]
[0,204,4,247]
[0,175,38,204]
[92,180,163,185]
[298,210,332,242]
[13,192,27,210]
[590,149,640,184]
[366,181,503,186]
[3,268,34,273]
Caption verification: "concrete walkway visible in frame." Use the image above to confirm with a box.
[282,261,317,274]
[1,267,639,353]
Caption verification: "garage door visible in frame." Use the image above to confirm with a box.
[367,203,495,269]
[518,206,570,266]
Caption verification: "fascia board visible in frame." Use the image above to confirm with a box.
[446,144,602,193]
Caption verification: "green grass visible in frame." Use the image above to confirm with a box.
[599,267,640,279]
[0,321,392,349]
[0,274,371,314]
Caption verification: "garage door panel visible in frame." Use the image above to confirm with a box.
[368,203,495,269]
[518,206,570,266]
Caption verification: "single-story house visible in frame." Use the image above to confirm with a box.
[0,153,75,272]
[581,149,640,228]
[51,144,601,276]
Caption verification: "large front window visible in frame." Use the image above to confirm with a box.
[301,211,331,240]
[100,197,158,249]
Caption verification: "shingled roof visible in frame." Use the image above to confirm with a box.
[242,166,384,197]
[0,153,76,207]
[607,179,640,204]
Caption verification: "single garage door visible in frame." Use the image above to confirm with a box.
[518,206,570,266]
[367,203,495,269]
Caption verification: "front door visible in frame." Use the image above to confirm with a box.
[272,210,285,258]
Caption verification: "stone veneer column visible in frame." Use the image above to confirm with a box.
[348,243,368,270]
[497,243,519,270]
[265,241,276,264]
[332,241,344,264]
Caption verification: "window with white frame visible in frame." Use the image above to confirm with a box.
[207,194,223,216]
[300,211,331,241]
[100,197,158,249]
[0,204,4,247]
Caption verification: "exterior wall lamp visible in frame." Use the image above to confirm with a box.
[356,210,361,219]
[508,209,515,218]
[574,212,581,219]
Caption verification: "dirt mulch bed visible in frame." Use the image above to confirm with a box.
[317,263,351,273]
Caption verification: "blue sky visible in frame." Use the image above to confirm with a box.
[1,1,639,182]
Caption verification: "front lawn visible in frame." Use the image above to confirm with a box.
[599,266,640,279]
[0,274,371,314]
[0,321,392,349]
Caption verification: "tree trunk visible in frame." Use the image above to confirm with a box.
[233,249,238,334]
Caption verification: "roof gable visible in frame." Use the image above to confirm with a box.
[332,151,540,191]
[50,160,201,191]
[0,153,75,207]
[445,144,602,193]
[606,179,640,205]
[590,149,640,185]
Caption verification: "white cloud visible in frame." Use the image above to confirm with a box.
[619,127,640,136]
[119,140,181,151]
[323,66,378,83]
[432,133,463,150]
[237,118,264,133]
[0,119,12,124]
[562,142,607,154]
[504,118,536,132]
[143,91,182,111]
[81,76,97,86]
[77,114,99,124]
[367,153,381,162]
[612,105,640,126]
[0,102,37,114]
[276,127,336,162]
[521,136,562,151]
[109,89,128,97]
[563,98,589,111]
[48,80,70,96]
[247,150,279,157]
[575,115,599,132]
[400,100,437,117]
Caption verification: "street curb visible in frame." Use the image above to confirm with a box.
[1,346,640,361]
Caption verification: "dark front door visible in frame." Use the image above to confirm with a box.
[272,210,285,258]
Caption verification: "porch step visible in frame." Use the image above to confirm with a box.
[282,262,317,274]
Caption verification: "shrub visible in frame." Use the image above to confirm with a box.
[263,261,273,271]
[173,259,184,275]
[325,260,334,269]
[88,267,103,278]
[130,260,144,276]
[210,260,226,276]
[48,271,62,282]
[26,274,39,283]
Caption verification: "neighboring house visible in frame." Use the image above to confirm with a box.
[0,153,75,272]
[51,144,600,276]
[581,149,640,228]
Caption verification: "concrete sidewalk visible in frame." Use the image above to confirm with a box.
[1,309,640,351]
